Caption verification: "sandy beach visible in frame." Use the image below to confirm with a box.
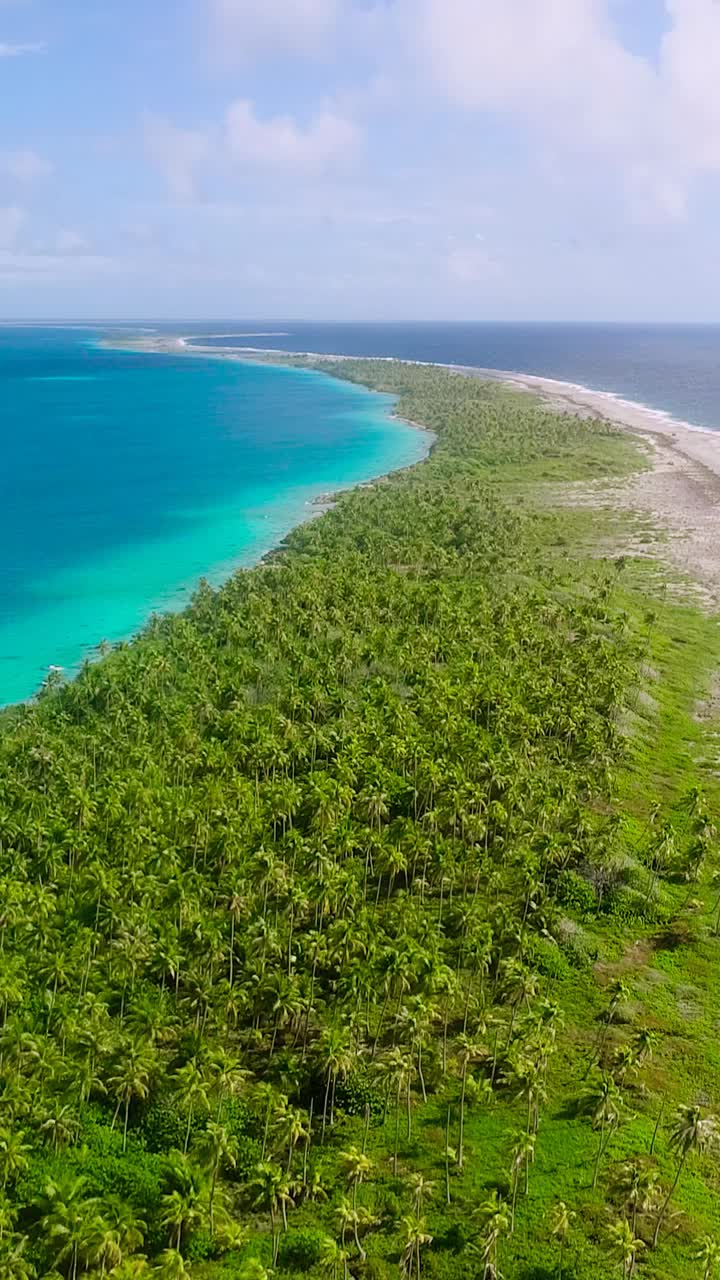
[484,368,720,605]
[112,336,720,605]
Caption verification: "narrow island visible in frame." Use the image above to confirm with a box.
[3,358,720,1280]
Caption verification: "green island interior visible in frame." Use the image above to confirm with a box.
[3,360,720,1280]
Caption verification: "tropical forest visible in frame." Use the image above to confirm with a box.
[2,359,720,1280]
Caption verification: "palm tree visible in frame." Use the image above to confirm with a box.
[339,1146,373,1209]
[595,979,631,1065]
[0,1234,35,1280]
[550,1201,575,1280]
[196,1121,236,1233]
[0,1195,16,1245]
[92,1196,145,1275]
[455,1034,485,1171]
[153,1249,192,1280]
[615,1160,659,1235]
[108,1042,156,1151]
[0,1128,30,1189]
[35,1175,102,1280]
[583,1075,623,1189]
[248,1161,284,1265]
[318,1235,345,1280]
[409,1173,435,1216]
[400,1214,433,1280]
[612,1043,639,1085]
[696,1235,720,1280]
[376,1046,413,1175]
[653,1104,719,1247]
[233,1260,272,1280]
[171,1060,211,1154]
[476,1191,510,1280]
[509,1132,536,1231]
[632,1026,657,1066]
[335,1195,364,1261]
[38,1101,80,1154]
[316,1026,353,1139]
[607,1218,645,1279]
[159,1152,215,1256]
[277,1105,309,1175]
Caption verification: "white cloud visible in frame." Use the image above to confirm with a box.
[144,115,210,201]
[412,0,720,219]
[0,148,51,181]
[225,100,359,175]
[446,243,502,284]
[416,0,654,148]
[0,249,119,282]
[208,0,339,59]
[0,204,25,247]
[55,229,90,254]
[0,40,45,57]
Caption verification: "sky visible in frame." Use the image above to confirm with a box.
[2,0,720,320]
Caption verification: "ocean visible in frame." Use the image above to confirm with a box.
[184,321,720,434]
[0,326,427,705]
[5,319,720,707]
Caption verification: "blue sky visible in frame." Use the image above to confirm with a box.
[2,0,720,320]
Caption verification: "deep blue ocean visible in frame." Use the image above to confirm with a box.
[184,321,720,433]
[5,319,720,707]
[0,326,427,704]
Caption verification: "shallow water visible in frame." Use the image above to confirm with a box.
[0,328,428,704]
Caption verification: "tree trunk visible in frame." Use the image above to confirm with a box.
[372,989,391,1058]
[649,1100,665,1156]
[362,1102,370,1155]
[210,1164,217,1233]
[184,1104,194,1154]
[322,1072,332,1141]
[458,1065,467,1171]
[592,1118,605,1189]
[330,1073,337,1128]
[445,1105,452,1206]
[652,1152,686,1248]
[394,1081,402,1175]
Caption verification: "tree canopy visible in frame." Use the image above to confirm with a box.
[0,361,718,1280]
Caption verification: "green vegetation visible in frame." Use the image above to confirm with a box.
[2,360,720,1280]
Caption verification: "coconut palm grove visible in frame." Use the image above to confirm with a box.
[2,360,720,1280]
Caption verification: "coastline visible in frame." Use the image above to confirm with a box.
[13,343,720,1280]
[108,336,720,605]
[107,333,720,455]
[0,344,432,708]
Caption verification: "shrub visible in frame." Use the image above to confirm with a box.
[140,1099,205,1153]
[525,934,571,980]
[186,1229,217,1261]
[220,1096,253,1140]
[278,1228,329,1270]
[553,869,597,916]
[373,1187,401,1223]
[232,1134,263,1181]
[556,918,598,968]
[139,1099,187,1152]
[335,1067,384,1119]
[606,886,656,924]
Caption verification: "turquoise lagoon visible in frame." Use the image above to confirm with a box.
[0,328,428,704]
